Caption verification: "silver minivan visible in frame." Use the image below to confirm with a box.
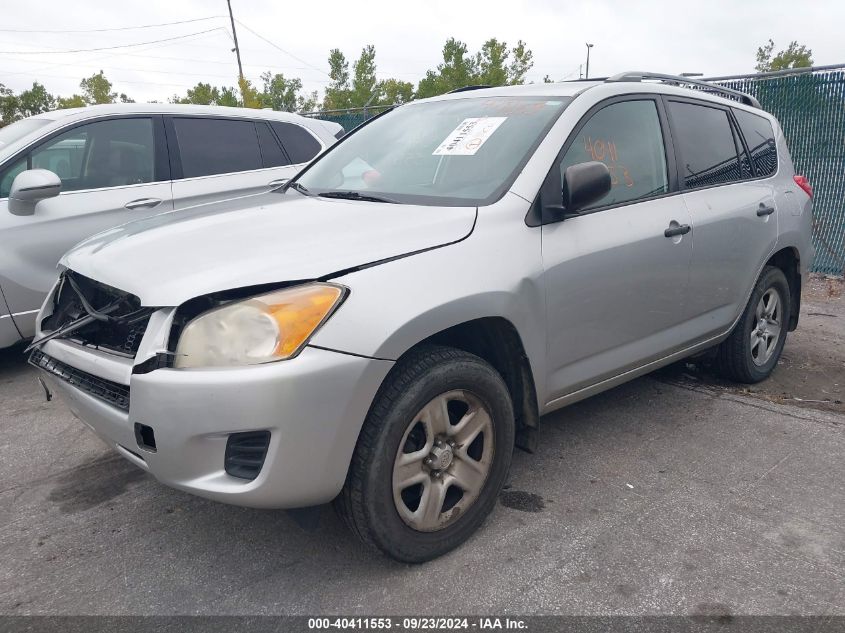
[0,104,342,348]
[29,73,814,562]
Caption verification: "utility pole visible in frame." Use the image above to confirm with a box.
[585,43,594,79]
[227,0,244,80]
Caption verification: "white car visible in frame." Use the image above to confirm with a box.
[0,103,342,348]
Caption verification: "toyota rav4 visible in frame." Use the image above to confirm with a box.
[29,72,813,562]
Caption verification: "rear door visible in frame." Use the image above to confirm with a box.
[168,116,299,210]
[666,99,779,340]
[0,115,172,337]
[541,96,693,402]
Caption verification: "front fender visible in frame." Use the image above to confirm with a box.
[310,196,550,403]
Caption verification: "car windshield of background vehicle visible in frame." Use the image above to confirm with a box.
[0,118,50,148]
[296,96,571,206]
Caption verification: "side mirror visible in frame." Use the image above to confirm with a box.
[562,161,611,215]
[9,169,62,216]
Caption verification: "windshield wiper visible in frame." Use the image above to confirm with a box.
[318,191,399,204]
[282,181,315,197]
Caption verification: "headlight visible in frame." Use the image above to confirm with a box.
[174,283,345,369]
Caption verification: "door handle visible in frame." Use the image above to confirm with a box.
[268,178,289,189]
[125,198,162,210]
[757,204,775,217]
[664,224,691,238]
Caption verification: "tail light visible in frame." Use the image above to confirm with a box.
[794,175,813,198]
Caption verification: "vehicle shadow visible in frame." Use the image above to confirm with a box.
[0,341,31,379]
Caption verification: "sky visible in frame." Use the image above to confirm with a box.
[1,0,841,105]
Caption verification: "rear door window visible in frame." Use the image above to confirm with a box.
[173,117,263,178]
[270,122,321,164]
[559,99,669,210]
[668,101,742,189]
[733,109,778,177]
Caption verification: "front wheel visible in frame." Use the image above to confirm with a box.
[335,345,514,563]
[717,265,791,384]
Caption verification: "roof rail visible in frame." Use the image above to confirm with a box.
[447,85,492,94]
[606,71,761,108]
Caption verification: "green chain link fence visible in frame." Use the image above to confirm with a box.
[304,106,392,135]
[306,67,845,276]
[712,67,845,275]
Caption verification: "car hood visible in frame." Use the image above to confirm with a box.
[61,192,477,306]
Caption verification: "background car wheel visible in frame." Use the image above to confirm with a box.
[717,265,791,384]
[335,345,515,563]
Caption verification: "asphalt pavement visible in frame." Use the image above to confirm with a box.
[1,289,842,616]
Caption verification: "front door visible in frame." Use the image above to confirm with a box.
[541,97,693,403]
[0,116,172,337]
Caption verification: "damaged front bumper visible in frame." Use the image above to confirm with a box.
[30,276,394,509]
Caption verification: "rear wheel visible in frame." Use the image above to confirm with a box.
[335,345,514,563]
[717,266,791,383]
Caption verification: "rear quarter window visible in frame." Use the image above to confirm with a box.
[270,122,321,164]
[733,109,778,177]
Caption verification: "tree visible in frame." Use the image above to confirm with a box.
[176,82,221,105]
[416,37,536,98]
[508,40,534,84]
[323,46,384,109]
[755,39,813,73]
[218,86,239,107]
[0,83,21,124]
[80,70,119,104]
[298,90,319,113]
[476,38,509,86]
[323,48,352,110]
[377,78,414,105]
[57,94,86,109]
[238,76,261,109]
[18,82,55,117]
[350,45,378,108]
[259,72,302,112]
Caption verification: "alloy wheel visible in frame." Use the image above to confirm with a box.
[750,287,782,366]
[392,390,494,532]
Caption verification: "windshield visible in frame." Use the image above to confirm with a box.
[296,96,570,206]
[0,118,51,149]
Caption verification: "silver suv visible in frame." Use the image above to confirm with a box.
[0,104,342,348]
[29,73,814,562]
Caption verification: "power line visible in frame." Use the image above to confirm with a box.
[0,27,228,55]
[1,58,320,80]
[0,16,226,34]
[17,69,332,88]
[0,29,230,78]
[234,19,330,77]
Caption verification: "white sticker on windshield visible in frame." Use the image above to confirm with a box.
[432,117,507,156]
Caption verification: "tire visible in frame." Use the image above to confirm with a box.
[717,266,791,384]
[335,345,515,563]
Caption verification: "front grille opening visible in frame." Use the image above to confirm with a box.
[30,349,130,411]
[41,271,152,357]
[134,423,157,452]
[224,431,271,481]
